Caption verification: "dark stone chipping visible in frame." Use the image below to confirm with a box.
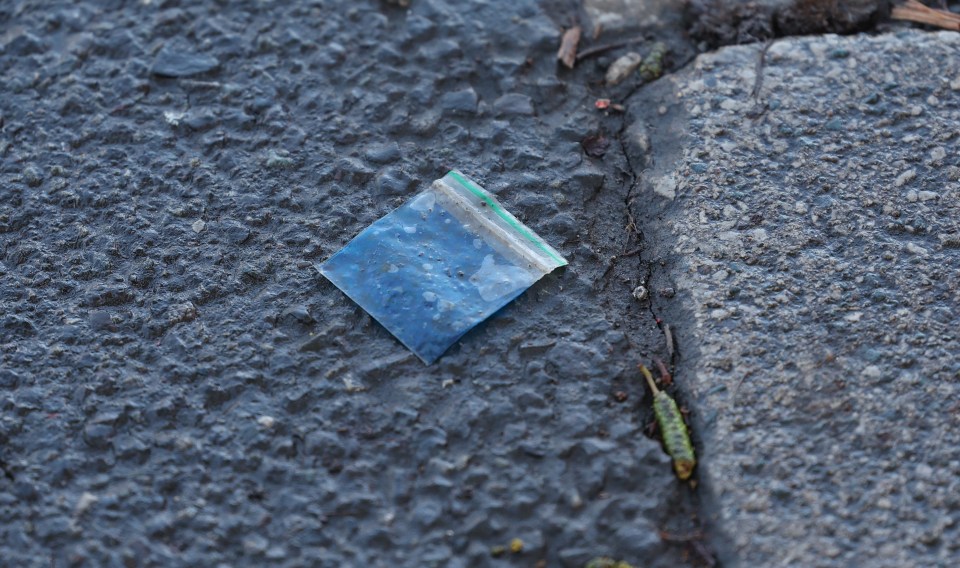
[440,87,480,115]
[151,47,220,77]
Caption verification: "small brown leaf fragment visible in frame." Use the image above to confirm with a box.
[582,133,610,158]
[557,26,582,69]
[891,0,960,30]
[593,98,625,113]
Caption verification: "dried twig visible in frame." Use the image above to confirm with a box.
[653,355,672,387]
[576,35,646,62]
[663,323,675,359]
[891,0,960,30]
[557,26,582,68]
[658,530,705,543]
[625,208,639,238]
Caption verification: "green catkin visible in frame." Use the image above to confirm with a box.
[640,365,696,480]
[639,42,668,80]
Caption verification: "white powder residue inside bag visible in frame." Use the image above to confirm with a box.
[469,255,535,302]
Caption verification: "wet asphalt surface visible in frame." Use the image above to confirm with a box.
[0,1,713,566]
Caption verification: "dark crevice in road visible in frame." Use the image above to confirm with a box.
[0,459,15,482]
[595,39,726,566]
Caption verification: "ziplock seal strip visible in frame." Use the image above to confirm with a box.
[446,171,567,268]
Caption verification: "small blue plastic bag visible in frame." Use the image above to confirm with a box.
[317,170,568,363]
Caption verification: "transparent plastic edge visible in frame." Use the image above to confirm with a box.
[439,170,568,272]
[313,170,568,364]
[317,261,439,365]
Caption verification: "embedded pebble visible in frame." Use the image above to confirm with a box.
[73,492,99,517]
[894,168,916,187]
[364,142,401,163]
[152,48,220,77]
[606,52,643,85]
[265,149,295,169]
[23,166,43,187]
[440,88,478,114]
[493,93,534,116]
[632,285,648,301]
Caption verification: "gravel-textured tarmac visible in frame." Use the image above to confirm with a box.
[0,1,710,566]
